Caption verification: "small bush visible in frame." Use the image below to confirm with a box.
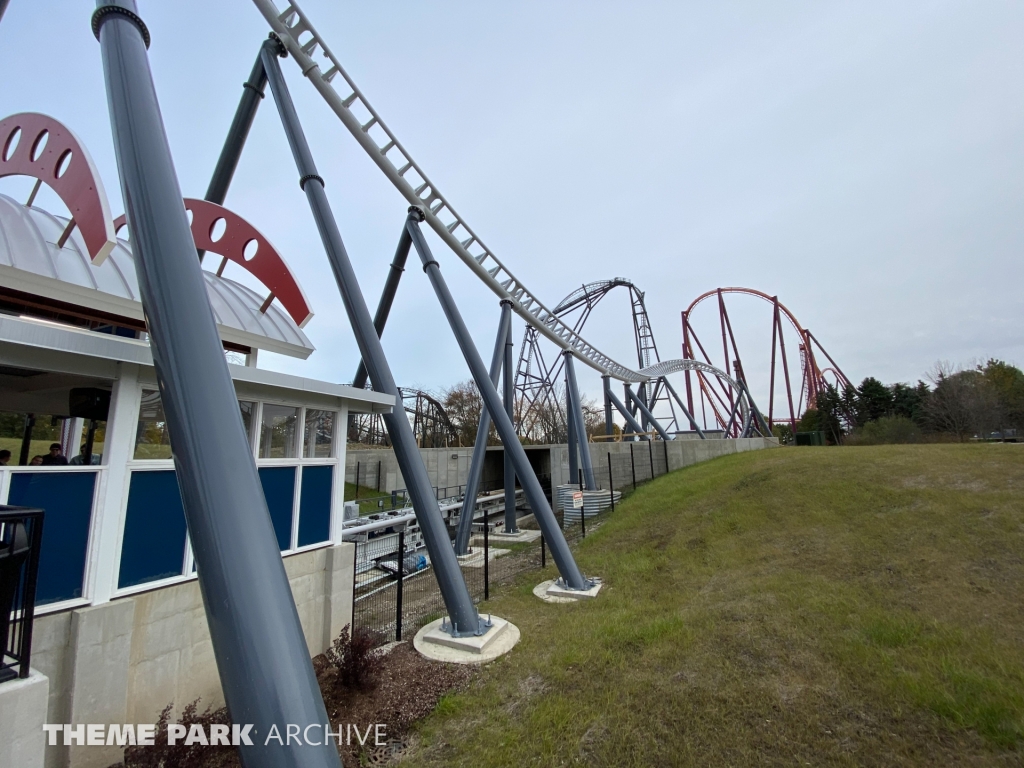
[123,700,236,768]
[324,624,384,692]
[846,416,922,445]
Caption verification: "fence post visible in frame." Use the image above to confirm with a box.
[376,460,381,492]
[608,453,615,512]
[390,490,397,510]
[483,520,489,601]
[664,439,670,475]
[396,527,405,642]
[351,540,358,633]
[631,444,637,489]
[355,462,360,499]
[648,439,654,480]
[541,534,546,569]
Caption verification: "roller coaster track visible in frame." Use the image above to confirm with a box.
[250,0,667,383]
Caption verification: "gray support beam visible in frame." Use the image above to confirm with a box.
[197,48,267,262]
[638,381,650,432]
[352,227,412,390]
[454,300,511,555]
[661,377,705,438]
[602,375,614,436]
[607,388,647,439]
[93,8,339,767]
[567,392,579,481]
[564,352,596,489]
[625,385,673,442]
[624,382,639,439]
[205,50,267,206]
[503,314,518,532]
[739,379,772,437]
[261,43,483,636]
[407,212,590,591]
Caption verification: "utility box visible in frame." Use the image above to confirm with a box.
[343,501,360,521]
[794,431,825,446]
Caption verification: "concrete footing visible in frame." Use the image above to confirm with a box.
[488,528,542,543]
[533,578,603,603]
[0,669,49,768]
[413,616,520,664]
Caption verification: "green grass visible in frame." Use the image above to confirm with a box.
[401,444,1024,766]
[344,481,397,515]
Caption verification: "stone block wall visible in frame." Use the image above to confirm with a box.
[30,542,355,768]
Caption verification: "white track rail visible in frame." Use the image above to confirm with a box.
[251,0,651,380]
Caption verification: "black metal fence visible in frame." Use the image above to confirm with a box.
[349,446,673,645]
[1,505,44,683]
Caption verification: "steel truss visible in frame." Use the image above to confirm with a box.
[514,278,678,441]
[349,387,459,448]
[681,287,851,432]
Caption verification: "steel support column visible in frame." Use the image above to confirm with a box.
[602,374,613,436]
[625,385,672,441]
[503,314,518,532]
[564,352,596,490]
[454,300,511,555]
[407,212,590,591]
[261,43,483,635]
[567,390,579,481]
[205,51,266,207]
[94,8,339,767]
[607,388,647,439]
[352,227,412,390]
[661,377,705,438]
[198,47,268,262]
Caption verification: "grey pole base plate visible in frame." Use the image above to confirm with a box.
[413,617,520,664]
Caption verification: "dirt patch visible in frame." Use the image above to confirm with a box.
[117,642,474,768]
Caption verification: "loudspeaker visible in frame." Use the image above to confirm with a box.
[69,388,111,421]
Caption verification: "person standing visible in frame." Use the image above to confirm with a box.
[40,443,68,466]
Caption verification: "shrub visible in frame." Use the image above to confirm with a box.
[123,700,235,768]
[846,416,922,446]
[324,624,384,692]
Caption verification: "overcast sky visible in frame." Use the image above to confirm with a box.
[2,1,1021,418]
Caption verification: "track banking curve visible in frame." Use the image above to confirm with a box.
[251,0,693,384]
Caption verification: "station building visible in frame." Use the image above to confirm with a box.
[0,112,388,768]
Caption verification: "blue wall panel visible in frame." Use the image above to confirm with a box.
[118,471,188,589]
[298,465,332,547]
[258,466,295,551]
[8,472,97,605]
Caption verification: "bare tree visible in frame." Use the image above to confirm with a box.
[925,361,1003,440]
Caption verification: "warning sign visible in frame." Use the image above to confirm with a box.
[572,491,584,509]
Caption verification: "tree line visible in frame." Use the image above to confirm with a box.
[785,359,1024,445]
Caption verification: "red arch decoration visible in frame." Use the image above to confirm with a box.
[114,199,313,328]
[0,112,117,264]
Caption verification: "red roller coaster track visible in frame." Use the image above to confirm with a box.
[681,287,851,430]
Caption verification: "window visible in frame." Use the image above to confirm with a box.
[303,409,335,458]
[239,400,256,446]
[135,390,258,460]
[259,404,300,459]
[134,390,171,460]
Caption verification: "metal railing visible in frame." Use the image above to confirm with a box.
[350,460,681,644]
[1,505,44,683]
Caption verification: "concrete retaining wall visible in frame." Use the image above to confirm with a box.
[346,438,775,495]
[30,543,355,768]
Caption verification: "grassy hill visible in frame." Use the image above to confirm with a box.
[400,444,1024,767]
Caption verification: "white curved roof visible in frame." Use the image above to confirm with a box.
[0,194,314,359]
